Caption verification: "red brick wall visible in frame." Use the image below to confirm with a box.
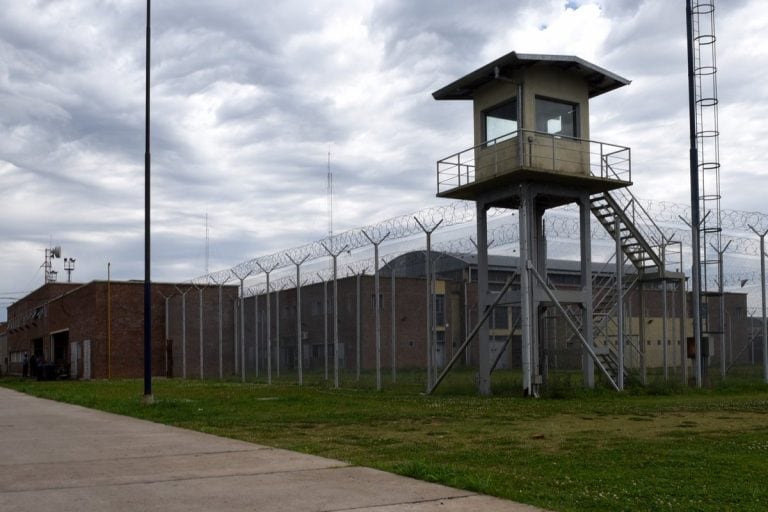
[6,281,204,379]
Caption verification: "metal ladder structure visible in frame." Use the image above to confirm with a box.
[691,0,725,379]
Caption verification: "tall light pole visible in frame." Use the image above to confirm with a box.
[143,0,153,403]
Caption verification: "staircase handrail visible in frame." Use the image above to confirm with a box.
[600,162,670,270]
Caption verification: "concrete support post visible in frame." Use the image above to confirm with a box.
[198,286,204,379]
[175,286,190,379]
[615,217,624,390]
[207,275,230,380]
[253,293,259,378]
[362,230,391,391]
[659,238,668,381]
[163,294,170,378]
[464,275,471,366]
[286,255,309,386]
[390,263,397,383]
[232,270,252,383]
[662,277,668,381]
[356,272,362,380]
[580,196,595,388]
[266,275,272,384]
[749,226,768,383]
[320,276,328,381]
[711,240,732,379]
[276,287,282,378]
[519,188,533,396]
[415,218,442,393]
[476,203,491,396]
[762,238,768,384]
[295,274,302,385]
[322,243,348,389]
[639,283,646,384]
[232,297,240,375]
[256,262,278,385]
[347,265,366,382]
[681,277,688,384]
[218,285,223,379]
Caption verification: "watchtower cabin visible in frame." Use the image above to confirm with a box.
[433,52,684,396]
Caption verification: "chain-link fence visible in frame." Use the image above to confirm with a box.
[163,198,768,390]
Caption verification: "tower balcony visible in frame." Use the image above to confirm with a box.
[436,129,632,200]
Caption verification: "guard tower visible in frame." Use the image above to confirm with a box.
[434,52,642,396]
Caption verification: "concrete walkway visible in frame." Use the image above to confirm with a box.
[0,387,549,512]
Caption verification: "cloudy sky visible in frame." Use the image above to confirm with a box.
[2,0,767,320]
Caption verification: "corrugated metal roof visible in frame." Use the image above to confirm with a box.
[433,51,630,100]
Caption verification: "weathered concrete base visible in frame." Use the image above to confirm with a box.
[0,387,548,512]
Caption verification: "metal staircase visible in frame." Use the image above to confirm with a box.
[590,191,664,274]
[558,256,640,383]
[543,179,681,386]
[588,182,677,384]
[591,262,641,382]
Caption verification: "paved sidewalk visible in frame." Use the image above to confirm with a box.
[0,387,549,512]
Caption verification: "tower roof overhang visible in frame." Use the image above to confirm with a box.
[432,51,630,101]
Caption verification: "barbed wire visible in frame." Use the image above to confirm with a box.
[194,197,768,300]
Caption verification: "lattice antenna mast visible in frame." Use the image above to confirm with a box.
[687,0,724,386]
[205,211,210,276]
[327,146,334,242]
[692,0,723,290]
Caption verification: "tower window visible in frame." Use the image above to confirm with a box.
[535,97,578,137]
[484,99,517,144]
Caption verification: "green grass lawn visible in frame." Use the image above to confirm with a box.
[3,372,767,512]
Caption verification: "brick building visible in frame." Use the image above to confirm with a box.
[4,252,751,381]
[5,281,237,379]
[228,252,750,379]
[0,321,7,375]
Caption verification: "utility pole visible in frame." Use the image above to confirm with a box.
[143,0,153,404]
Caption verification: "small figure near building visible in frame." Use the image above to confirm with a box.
[30,353,38,379]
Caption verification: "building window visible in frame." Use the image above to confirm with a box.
[491,306,509,330]
[484,99,517,144]
[535,97,578,137]
[435,294,446,326]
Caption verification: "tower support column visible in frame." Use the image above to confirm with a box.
[477,201,491,396]
[519,185,535,396]
[579,193,595,388]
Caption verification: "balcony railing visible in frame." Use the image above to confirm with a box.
[436,129,631,195]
